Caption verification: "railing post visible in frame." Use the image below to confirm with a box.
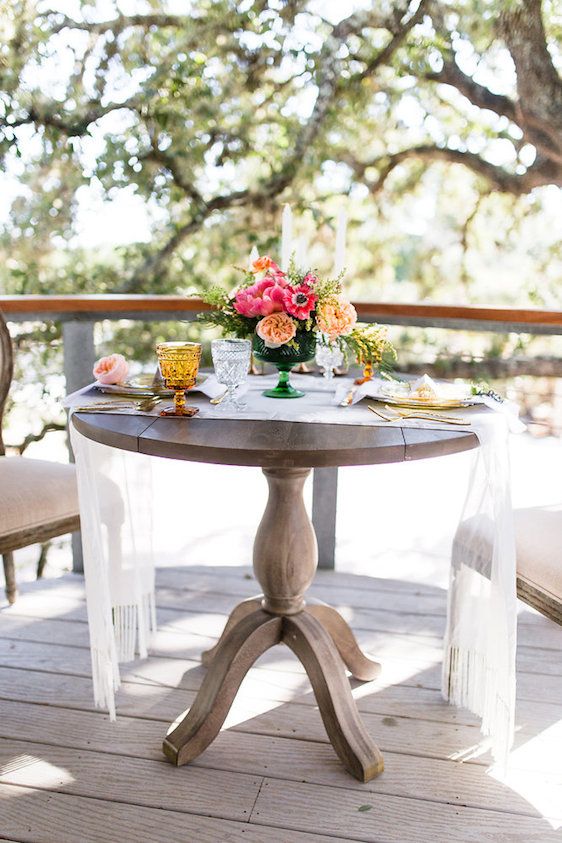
[312,467,338,570]
[63,320,96,574]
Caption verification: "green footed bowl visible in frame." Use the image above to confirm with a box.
[253,332,316,398]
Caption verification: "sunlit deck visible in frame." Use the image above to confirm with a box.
[1,556,561,842]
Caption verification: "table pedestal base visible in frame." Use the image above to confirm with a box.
[163,467,384,783]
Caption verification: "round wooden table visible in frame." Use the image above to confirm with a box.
[73,411,478,782]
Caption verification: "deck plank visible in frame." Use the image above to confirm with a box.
[250,778,562,843]
[0,784,356,843]
[0,738,262,821]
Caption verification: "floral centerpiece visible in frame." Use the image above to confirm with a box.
[200,255,395,398]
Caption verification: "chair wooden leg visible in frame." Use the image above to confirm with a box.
[284,611,384,782]
[36,541,51,580]
[201,595,264,666]
[305,601,381,681]
[164,609,283,766]
[2,552,17,604]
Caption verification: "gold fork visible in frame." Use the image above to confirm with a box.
[137,396,162,412]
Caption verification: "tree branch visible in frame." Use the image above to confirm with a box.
[46,12,221,35]
[143,142,205,206]
[342,144,559,195]
[426,60,517,123]
[1,96,139,137]
[356,0,429,82]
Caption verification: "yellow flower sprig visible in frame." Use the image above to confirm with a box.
[344,324,396,368]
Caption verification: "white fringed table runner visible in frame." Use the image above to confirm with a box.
[67,373,523,764]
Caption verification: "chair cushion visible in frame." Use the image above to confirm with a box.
[454,505,562,605]
[0,456,78,538]
[514,505,562,604]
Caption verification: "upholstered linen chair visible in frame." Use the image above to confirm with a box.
[512,505,562,625]
[453,505,562,626]
[0,310,80,604]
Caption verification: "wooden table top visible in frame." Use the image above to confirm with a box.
[72,412,479,469]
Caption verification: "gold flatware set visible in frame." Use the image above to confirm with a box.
[74,395,162,413]
[368,404,469,425]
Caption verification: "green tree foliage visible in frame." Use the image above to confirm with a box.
[0,0,561,303]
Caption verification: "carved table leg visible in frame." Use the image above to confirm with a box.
[305,601,381,681]
[164,466,384,782]
[284,612,384,781]
[201,595,263,666]
[164,609,282,766]
[253,468,317,615]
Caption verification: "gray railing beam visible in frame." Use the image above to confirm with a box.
[63,320,96,574]
[5,310,201,324]
[312,467,339,571]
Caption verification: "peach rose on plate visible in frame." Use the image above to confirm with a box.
[316,296,357,341]
[93,353,129,385]
[256,312,297,348]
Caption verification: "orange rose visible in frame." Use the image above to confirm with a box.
[317,296,357,341]
[251,255,281,274]
[256,312,297,348]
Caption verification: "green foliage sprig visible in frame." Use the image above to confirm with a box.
[198,286,256,338]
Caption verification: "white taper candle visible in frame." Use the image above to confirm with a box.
[294,236,306,270]
[281,204,293,271]
[333,207,347,276]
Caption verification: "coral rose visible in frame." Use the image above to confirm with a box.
[93,353,129,385]
[256,312,297,348]
[234,277,287,318]
[316,297,357,341]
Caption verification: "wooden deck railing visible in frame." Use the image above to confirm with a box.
[3,294,562,333]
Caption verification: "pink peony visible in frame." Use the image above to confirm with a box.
[283,283,317,320]
[93,353,129,385]
[256,312,297,348]
[234,277,287,318]
[316,296,357,341]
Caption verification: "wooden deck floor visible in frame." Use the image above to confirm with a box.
[0,564,561,842]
